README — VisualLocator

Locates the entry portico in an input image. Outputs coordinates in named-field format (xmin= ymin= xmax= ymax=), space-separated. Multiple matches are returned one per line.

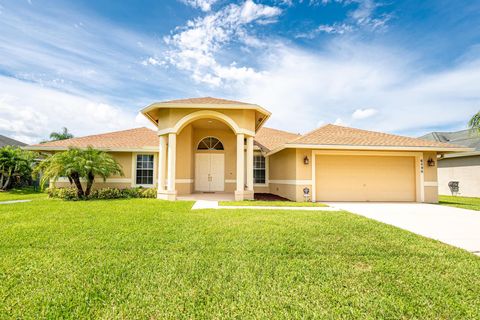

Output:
xmin=141 ymin=97 xmax=271 ymax=201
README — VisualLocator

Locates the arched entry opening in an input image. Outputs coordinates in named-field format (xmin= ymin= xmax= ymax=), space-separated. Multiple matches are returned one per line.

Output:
xmin=174 ymin=117 xmax=238 ymax=195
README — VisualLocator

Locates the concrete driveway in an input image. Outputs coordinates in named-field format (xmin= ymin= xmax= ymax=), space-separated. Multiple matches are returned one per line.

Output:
xmin=325 ymin=202 xmax=480 ymax=255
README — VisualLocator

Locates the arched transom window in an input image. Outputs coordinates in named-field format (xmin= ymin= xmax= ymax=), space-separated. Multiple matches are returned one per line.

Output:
xmin=197 ymin=137 xmax=224 ymax=150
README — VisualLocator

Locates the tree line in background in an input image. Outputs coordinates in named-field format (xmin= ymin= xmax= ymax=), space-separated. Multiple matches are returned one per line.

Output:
xmin=0 ymin=127 xmax=75 ymax=191
xmin=42 ymin=127 xmax=74 ymax=143
xmin=0 ymin=146 xmax=37 ymax=191
xmin=468 ymin=112 xmax=480 ymax=132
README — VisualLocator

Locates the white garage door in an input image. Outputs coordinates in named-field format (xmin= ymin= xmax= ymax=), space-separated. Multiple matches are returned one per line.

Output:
xmin=315 ymin=155 xmax=416 ymax=202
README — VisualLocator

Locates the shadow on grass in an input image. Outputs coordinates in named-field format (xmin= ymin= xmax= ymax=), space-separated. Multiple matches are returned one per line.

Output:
xmin=0 ymin=186 xmax=41 ymax=195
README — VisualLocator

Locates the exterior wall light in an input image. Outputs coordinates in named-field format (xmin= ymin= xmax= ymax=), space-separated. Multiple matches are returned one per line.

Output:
xmin=303 ymin=156 xmax=309 ymax=165
xmin=427 ymin=158 xmax=436 ymax=167
xmin=303 ymin=187 xmax=310 ymax=202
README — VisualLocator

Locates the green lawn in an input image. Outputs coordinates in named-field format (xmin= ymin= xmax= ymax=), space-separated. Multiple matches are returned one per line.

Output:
xmin=0 ymin=186 xmax=46 ymax=202
xmin=439 ymin=195 xmax=480 ymax=211
xmin=220 ymin=200 xmax=327 ymax=207
xmin=1 ymin=196 xmax=479 ymax=318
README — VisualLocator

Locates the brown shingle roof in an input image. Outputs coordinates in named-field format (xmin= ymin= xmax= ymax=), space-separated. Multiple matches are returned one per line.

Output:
xmin=254 ymin=127 xmax=300 ymax=152
xmin=29 ymin=127 xmax=158 ymax=149
xmin=289 ymin=124 xmax=460 ymax=148
xmin=27 ymin=124 xmax=463 ymax=152
xmin=159 ymin=97 xmax=250 ymax=105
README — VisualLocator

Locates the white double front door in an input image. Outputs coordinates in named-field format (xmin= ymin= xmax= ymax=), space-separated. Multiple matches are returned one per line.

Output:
xmin=195 ymin=153 xmax=225 ymax=192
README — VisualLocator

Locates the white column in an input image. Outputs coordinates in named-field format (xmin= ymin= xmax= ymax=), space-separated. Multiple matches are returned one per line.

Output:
xmin=420 ymin=157 xmax=425 ymax=202
xmin=157 ymin=135 xmax=167 ymax=192
xmin=167 ymin=133 xmax=176 ymax=193
xmin=236 ymin=133 xmax=245 ymax=196
xmin=246 ymin=136 xmax=254 ymax=191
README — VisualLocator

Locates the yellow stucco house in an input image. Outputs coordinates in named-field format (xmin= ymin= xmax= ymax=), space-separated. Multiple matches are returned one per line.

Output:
xmin=27 ymin=97 xmax=468 ymax=203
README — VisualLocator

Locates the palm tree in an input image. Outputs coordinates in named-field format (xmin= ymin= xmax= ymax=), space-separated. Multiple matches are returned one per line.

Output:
xmin=468 ymin=111 xmax=480 ymax=132
xmin=0 ymin=146 xmax=36 ymax=190
xmin=49 ymin=127 xmax=74 ymax=141
xmin=34 ymin=147 xmax=123 ymax=198
xmin=78 ymin=147 xmax=124 ymax=196
xmin=34 ymin=148 xmax=85 ymax=197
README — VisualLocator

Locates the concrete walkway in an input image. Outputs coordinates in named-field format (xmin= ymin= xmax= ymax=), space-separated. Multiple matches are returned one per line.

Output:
xmin=192 ymin=200 xmax=340 ymax=211
xmin=178 ymin=193 xmax=235 ymax=201
xmin=0 ymin=200 xmax=32 ymax=205
xmin=326 ymin=202 xmax=480 ymax=255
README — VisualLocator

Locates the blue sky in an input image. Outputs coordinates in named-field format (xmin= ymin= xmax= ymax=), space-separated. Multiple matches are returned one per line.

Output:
xmin=0 ymin=0 xmax=479 ymax=143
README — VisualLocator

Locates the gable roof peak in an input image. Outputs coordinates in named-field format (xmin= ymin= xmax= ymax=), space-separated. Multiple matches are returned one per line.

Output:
xmin=158 ymin=96 xmax=251 ymax=105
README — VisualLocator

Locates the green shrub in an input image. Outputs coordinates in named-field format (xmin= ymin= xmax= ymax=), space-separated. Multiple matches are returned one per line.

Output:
xmin=122 ymin=187 xmax=140 ymax=198
xmin=89 ymin=187 xmax=124 ymax=199
xmin=47 ymin=187 xmax=79 ymax=201
xmin=138 ymin=187 xmax=157 ymax=198
xmin=47 ymin=187 xmax=157 ymax=200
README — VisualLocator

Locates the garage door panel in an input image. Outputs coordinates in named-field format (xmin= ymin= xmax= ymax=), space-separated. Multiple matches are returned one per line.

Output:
xmin=315 ymin=155 xmax=416 ymax=202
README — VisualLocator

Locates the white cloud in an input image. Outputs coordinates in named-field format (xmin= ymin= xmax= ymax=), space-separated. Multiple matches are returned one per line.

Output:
xmin=297 ymin=23 xmax=354 ymax=38
xmin=352 ymin=108 xmax=377 ymax=119
xmin=141 ymin=56 xmax=164 ymax=66
xmin=334 ymin=118 xmax=348 ymax=126
xmin=0 ymin=76 xmax=154 ymax=144
xmin=181 ymin=0 xmax=218 ymax=12
xmin=298 ymin=0 xmax=392 ymax=38
xmin=236 ymin=41 xmax=480 ymax=136
xmin=350 ymin=0 xmax=377 ymax=24
xmin=240 ymin=0 xmax=282 ymax=23
xmin=164 ymin=0 xmax=281 ymax=86
xmin=318 ymin=23 xmax=354 ymax=34
xmin=349 ymin=0 xmax=392 ymax=31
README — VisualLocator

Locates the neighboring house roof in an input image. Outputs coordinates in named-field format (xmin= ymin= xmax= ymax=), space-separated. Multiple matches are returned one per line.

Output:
xmin=254 ymin=127 xmax=301 ymax=152
xmin=265 ymin=124 xmax=467 ymax=155
xmin=27 ymin=127 xmax=159 ymax=151
xmin=420 ymin=128 xmax=480 ymax=158
xmin=0 ymin=135 xmax=26 ymax=147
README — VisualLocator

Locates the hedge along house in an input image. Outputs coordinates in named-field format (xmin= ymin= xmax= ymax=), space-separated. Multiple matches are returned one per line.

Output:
xmin=26 ymin=97 xmax=470 ymax=202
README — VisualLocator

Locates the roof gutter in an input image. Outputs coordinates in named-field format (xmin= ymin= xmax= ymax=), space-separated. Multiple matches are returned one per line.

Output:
xmin=141 ymin=102 xmax=271 ymax=115
xmin=266 ymin=144 xmax=473 ymax=156
xmin=439 ymin=150 xmax=480 ymax=159
xmin=23 ymin=146 xmax=159 ymax=152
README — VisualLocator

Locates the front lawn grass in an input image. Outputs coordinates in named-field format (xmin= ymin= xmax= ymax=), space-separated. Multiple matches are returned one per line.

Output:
xmin=439 ymin=195 xmax=480 ymax=211
xmin=1 ymin=198 xmax=479 ymax=318
xmin=0 ymin=186 xmax=46 ymax=202
xmin=220 ymin=200 xmax=327 ymax=207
